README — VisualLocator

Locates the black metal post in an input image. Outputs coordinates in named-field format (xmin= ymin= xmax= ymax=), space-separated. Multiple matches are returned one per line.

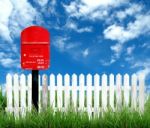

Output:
xmin=32 ymin=70 xmax=39 ymax=111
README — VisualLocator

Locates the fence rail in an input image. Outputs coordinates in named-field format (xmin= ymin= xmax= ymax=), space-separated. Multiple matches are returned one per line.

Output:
xmin=6 ymin=73 xmax=145 ymax=118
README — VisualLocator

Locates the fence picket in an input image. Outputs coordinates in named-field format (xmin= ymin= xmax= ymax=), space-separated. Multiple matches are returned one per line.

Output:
xmin=50 ymin=74 xmax=55 ymax=109
xmin=139 ymin=74 xmax=145 ymax=113
xmin=102 ymin=74 xmax=107 ymax=111
xmin=20 ymin=74 xmax=26 ymax=117
xmin=131 ymin=74 xmax=137 ymax=110
xmin=124 ymin=74 xmax=129 ymax=106
xmin=109 ymin=74 xmax=114 ymax=110
xmin=72 ymin=74 xmax=77 ymax=108
xmin=14 ymin=74 xmax=19 ymax=117
xmin=116 ymin=74 xmax=122 ymax=109
xmin=42 ymin=74 xmax=48 ymax=110
xmin=57 ymin=74 xmax=63 ymax=109
xmin=64 ymin=74 xmax=70 ymax=110
xmin=27 ymin=74 xmax=32 ymax=112
xmin=87 ymin=74 xmax=92 ymax=118
xmin=6 ymin=74 xmax=13 ymax=114
xmin=79 ymin=74 xmax=85 ymax=110
xmin=94 ymin=74 xmax=100 ymax=117
xmin=38 ymin=75 xmax=41 ymax=112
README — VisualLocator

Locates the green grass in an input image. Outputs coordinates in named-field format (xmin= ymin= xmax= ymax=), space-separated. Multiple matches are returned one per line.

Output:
xmin=1 ymin=90 xmax=150 ymax=128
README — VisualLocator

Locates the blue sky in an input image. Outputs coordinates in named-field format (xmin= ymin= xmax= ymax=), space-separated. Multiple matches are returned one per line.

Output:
xmin=0 ymin=0 xmax=150 ymax=86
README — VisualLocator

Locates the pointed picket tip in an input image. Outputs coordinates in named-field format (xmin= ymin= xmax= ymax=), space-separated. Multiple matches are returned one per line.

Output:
xmin=42 ymin=74 xmax=47 ymax=77
xmin=132 ymin=73 xmax=137 ymax=78
xmin=14 ymin=73 xmax=19 ymax=82
xmin=116 ymin=73 xmax=121 ymax=76
xmin=87 ymin=73 xmax=92 ymax=79
xmin=50 ymin=73 xmax=55 ymax=76
xmin=42 ymin=74 xmax=47 ymax=81
xmin=50 ymin=73 xmax=55 ymax=79
xmin=20 ymin=74 xmax=26 ymax=86
xmin=57 ymin=73 xmax=62 ymax=79
xmin=20 ymin=73 xmax=25 ymax=77
xmin=27 ymin=74 xmax=32 ymax=81
xmin=102 ymin=74 xmax=107 ymax=85
xmin=124 ymin=74 xmax=129 ymax=80
xmin=94 ymin=74 xmax=100 ymax=82
xmin=27 ymin=74 xmax=32 ymax=85
xmin=116 ymin=73 xmax=122 ymax=79
xmin=109 ymin=73 xmax=114 ymax=77
xmin=28 ymin=73 xmax=32 ymax=77
xmin=124 ymin=73 xmax=129 ymax=77
xmin=79 ymin=74 xmax=84 ymax=78
xmin=102 ymin=74 xmax=107 ymax=78
xmin=14 ymin=73 xmax=18 ymax=77
xmin=138 ymin=73 xmax=145 ymax=80
xmin=49 ymin=74 xmax=55 ymax=86
xmin=72 ymin=73 xmax=77 ymax=78
xmin=64 ymin=73 xmax=70 ymax=78
xmin=79 ymin=74 xmax=85 ymax=85
xmin=94 ymin=73 xmax=99 ymax=77
xmin=6 ymin=73 xmax=12 ymax=78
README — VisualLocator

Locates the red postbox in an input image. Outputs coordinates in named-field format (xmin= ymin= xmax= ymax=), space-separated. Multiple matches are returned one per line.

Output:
xmin=21 ymin=26 xmax=50 ymax=70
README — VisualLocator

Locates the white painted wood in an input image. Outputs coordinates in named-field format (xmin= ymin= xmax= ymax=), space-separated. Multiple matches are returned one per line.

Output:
xmin=102 ymin=74 xmax=107 ymax=111
xmin=5 ymin=73 xmax=146 ymax=118
xmin=109 ymin=74 xmax=114 ymax=110
xmin=13 ymin=74 xmax=19 ymax=117
xmin=27 ymin=74 xmax=32 ymax=112
xmin=50 ymin=74 xmax=55 ymax=109
xmin=38 ymin=75 xmax=41 ymax=112
xmin=6 ymin=74 xmax=13 ymax=114
xmin=57 ymin=74 xmax=63 ymax=109
xmin=72 ymin=74 xmax=77 ymax=108
xmin=94 ymin=74 xmax=99 ymax=116
xmin=116 ymin=74 xmax=122 ymax=109
xmin=87 ymin=74 xmax=92 ymax=118
xmin=139 ymin=74 xmax=145 ymax=113
xmin=131 ymin=74 xmax=137 ymax=110
xmin=64 ymin=74 xmax=70 ymax=110
xmin=124 ymin=74 xmax=129 ymax=106
xmin=79 ymin=74 xmax=85 ymax=110
xmin=20 ymin=74 xmax=26 ymax=117
xmin=42 ymin=74 xmax=48 ymax=110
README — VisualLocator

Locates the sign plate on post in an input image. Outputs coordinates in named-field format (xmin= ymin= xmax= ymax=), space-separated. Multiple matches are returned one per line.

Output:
xmin=21 ymin=26 xmax=50 ymax=70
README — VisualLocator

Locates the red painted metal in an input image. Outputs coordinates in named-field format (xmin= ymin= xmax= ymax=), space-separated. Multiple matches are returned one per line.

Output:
xmin=21 ymin=26 xmax=50 ymax=70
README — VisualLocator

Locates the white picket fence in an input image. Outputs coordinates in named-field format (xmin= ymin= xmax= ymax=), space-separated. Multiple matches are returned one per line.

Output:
xmin=6 ymin=73 xmax=145 ymax=117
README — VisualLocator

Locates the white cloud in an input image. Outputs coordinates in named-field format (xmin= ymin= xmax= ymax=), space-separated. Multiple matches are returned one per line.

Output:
xmin=0 ymin=0 xmax=42 ymax=69
xmin=141 ymin=43 xmax=150 ymax=49
xmin=82 ymin=48 xmax=89 ymax=57
xmin=0 ymin=0 xmax=40 ymax=41
xmin=104 ymin=24 xmax=132 ymax=43
xmin=104 ymin=14 xmax=150 ymax=59
xmin=110 ymin=43 xmax=123 ymax=58
xmin=65 ymin=21 xmax=92 ymax=33
xmin=0 ymin=52 xmax=20 ymax=68
xmin=104 ymin=14 xmax=150 ymax=43
xmin=52 ymin=36 xmax=80 ymax=52
xmin=0 ymin=58 xmax=20 ymax=68
xmin=36 ymin=0 xmax=49 ymax=6
xmin=100 ymin=58 xmax=115 ymax=66
xmin=116 ymin=4 xmax=143 ymax=20
xmin=132 ymin=59 xmax=150 ymax=80
xmin=126 ymin=45 xmax=135 ymax=55
xmin=63 ymin=0 xmax=127 ymax=20
xmin=0 ymin=0 xmax=13 ymax=41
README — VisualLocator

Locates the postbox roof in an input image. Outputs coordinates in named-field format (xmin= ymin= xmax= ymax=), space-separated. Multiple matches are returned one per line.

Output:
xmin=21 ymin=26 xmax=50 ymax=43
